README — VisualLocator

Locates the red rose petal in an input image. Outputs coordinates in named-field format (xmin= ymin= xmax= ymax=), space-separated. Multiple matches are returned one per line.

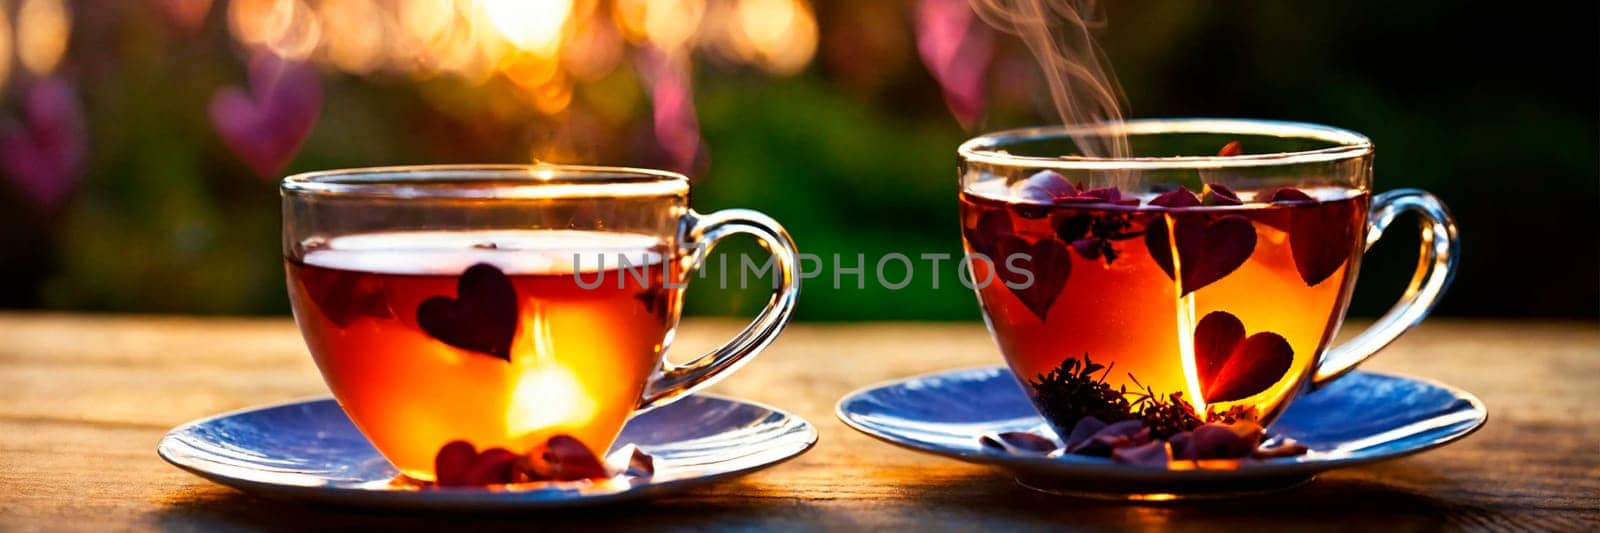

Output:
xmin=1068 ymin=419 xmax=1145 ymax=456
xmin=1168 ymin=431 xmax=1195 ymax=460
xmin=1194 ymin=311 xmax=1246 ymax=391
xmin=1111 ymin=440 xmax=1173 ymax=467
xmin=1063 ymin=416 xmax=1108 ymax=450
xmin=1015 ymin=170 xmax=1080 ymax=201
xmin=463 ymin=448 xmax=519 ymax=486
xmin=1082 ymin=187 xmax=1121 ymax=203
xmin=1150 ymin=187 xmax=1201 ymax=208
xmin=1226 ymin=420 xmax=1265 ymax=443
xmin=1190 ymin=423 xmax=1255 ymax=459
xmin=1203 ymin=183 xmax=1243 ymax=206
xmin=1267 ymin=187 xmax=1314 ymax=203
xmin=536 ymin=435 xmax=610 ymax=481
xmin=1217 ymin=141 xmax=1242 ymax=157
xmin=433 ymin=440 xmax=477 ymax=487
xmin=1145 ymin=214 xmax=1257 ymax=294
xmin=1192 ymin=311 xmax=1294 ymax=403
xmin=993 ymin=236 xmax=1072 ymax=322
xmin=416 ymin=263 xmax=520 ymax=362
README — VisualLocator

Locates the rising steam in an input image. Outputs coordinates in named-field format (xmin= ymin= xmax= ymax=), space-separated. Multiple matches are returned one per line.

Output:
xmin=969 ymin=0 xmax=1128 ymax=158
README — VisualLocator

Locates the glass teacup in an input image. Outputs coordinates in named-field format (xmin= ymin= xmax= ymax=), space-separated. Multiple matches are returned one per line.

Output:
xmin=958 ymin=119 xmax=1457 ymax=436
xmin=282 ymin=165 xmax=799 ymax=480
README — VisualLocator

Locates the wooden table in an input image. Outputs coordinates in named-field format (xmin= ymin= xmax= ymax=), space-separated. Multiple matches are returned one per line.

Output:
xmin=1 ymin=313 xmax=1596 ymax=530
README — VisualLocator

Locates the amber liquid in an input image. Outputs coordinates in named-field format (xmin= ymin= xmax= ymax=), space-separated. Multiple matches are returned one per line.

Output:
xmin=960 ymin=186 xmax=1367 ymax=432
xmin=286 ymin=230 xmax=678 ymax=480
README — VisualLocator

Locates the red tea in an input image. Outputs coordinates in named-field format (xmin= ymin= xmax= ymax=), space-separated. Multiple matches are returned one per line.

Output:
xmin=286 ymin=230 xmax=678 ymax=480
xmin=961 ymin=178 xmax=1367 ymax=434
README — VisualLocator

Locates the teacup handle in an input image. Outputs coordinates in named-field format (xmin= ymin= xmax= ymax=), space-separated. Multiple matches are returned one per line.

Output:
xmin=637 ymin=209 xmax=801 ymax=410
xmin=1312 ymin=189 xmax=1459 ymax=387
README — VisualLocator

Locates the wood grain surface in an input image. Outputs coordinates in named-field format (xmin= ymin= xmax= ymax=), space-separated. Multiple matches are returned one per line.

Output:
xmin=0 ymin=313 xmax=1596 ymax=531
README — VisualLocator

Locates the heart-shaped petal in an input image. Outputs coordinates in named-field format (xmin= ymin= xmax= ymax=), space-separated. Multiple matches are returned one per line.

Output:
xmin=210 ymin=52 xmax=322 ymax=179
xmin=0 ymin=78 xmax=87 ymax=213
xmin=915 ymin=0 xmax=995 ymax=127
xmin=1193 ymin=310 xmax=1246 ymax=375
xmin=417 ymin=263 xmax=519 ymax=361
xmin=1287 ymin=197 xmax=1359 ymax=286
xmin=994 ymin=236 xmax=1072 ymax=321
xmin=1263 ymin=188 xmax=1360 ymax=285
xmin=1145 ymin=214 xmax=1257 ymax=294
xmin=1193 ymin=311 xmax=1294 ymax=403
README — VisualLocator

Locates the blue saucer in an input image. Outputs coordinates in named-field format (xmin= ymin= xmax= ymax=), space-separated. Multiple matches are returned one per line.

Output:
xmin=837 ymin=368 xmax=1484 ymax=499
xmin=159 ymin=394 xmax=816 ymax=510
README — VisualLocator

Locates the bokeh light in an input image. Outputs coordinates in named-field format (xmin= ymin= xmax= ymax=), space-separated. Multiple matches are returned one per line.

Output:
xmin=219 ymin=0 xmax=818 ymax=103
xmin=0 ymin=7 xmax=12 ymax=92
xmin=17 ymin=0 xmax=71 ymax=76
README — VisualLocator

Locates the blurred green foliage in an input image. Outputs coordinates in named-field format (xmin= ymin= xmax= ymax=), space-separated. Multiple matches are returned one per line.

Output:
xmin=0 ymin=0 xmax=1594 ymax=319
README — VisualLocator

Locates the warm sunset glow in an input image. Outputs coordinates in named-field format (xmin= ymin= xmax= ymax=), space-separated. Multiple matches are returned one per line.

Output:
xmin=483 ymin=0 xmax=572 ymax=57
xmin=17 ymin=0 xmax=70 ymax=76
xmin=220 ymin=0 xmax=819 ymax=119
xmin=507 ymin=362 xmax=598 ymax=439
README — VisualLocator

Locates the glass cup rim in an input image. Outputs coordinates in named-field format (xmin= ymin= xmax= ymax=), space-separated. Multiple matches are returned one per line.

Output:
xmin=958 ymin=118 xmax=1374 ymax=171
xmin=280 ymin=164 xmax=690 ymax=199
